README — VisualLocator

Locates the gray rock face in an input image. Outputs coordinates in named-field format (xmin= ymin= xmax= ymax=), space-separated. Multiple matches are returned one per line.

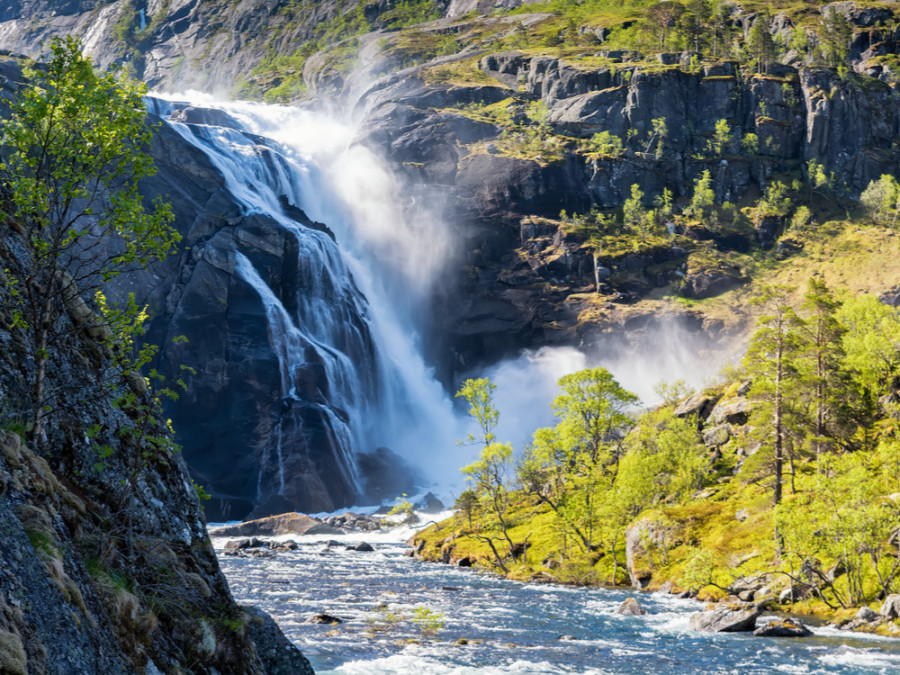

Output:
xmin=753 ymin=619 xmax=813 ymax=637
xmin=0 ymin=235 xmax=307 ymax=672
xmin=244 ymin=606 xmax=315 ymax=675
xmin=690 ymin=605 xmax=761 ymax=632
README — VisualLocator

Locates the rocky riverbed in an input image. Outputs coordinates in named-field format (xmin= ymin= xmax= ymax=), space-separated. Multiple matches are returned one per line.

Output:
xmin=210 ymin=513 xmax=900 ymax=674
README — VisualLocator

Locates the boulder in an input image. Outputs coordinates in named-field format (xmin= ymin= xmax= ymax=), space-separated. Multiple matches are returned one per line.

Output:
xmin=753 ymin=619 xmax=813 ymax=637
xmin=709 ymin=398 xmax=751 ymax=426
xmin=673 ymin=393 xmax=720 ymax=421
xmin=616 ymin=598 xmax=648 ymax=616
xmin=702 ymin=424 xmax=731 ymax=448
xmin=856 ymin=606 xmax=881 ymax=622
xmin=681 ymin=270 xmax=745 ymax=299
xmin=880 ymin=594 xmax=900 ymax=618
xmin=210 ymin=513 xmax=342 ymax=538
xmin=690 ymin=604 xmax=761 ymax=632
xmin=244 ymin=606 xmax=315 ymax=675
xmin=304 ymin=613 xmax=343 ymax=625
xmin=352 ymin=542 xmax=375 ymax=552
xmin=416 ymin=492 xmax=446 ymax=514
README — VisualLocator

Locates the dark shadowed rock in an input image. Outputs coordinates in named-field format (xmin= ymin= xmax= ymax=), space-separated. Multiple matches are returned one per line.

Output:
xmin=417 ymin=491 xmax=446 ymax=514
xmin=357 ymin=447 xmax=421 ymax=503
xmin=305 ymin=613 xmax=343 ymax=624
xmin=856 ymin=606 xmax=881 ymax=622
xmin=690 ymin=604 xmax=761 ymax=632
xmin=674 ymin=393 xmax=720 ymax=421
xmin=616 ymin=598 xmax=648 ymax=615
xmin=753 ymin=619 xmax=813 ymax=637
xmin=353 ymin=542 xmax=375 ymax=552
xmin=709 ymin=398 xmax=751 ymax=426
xmin=244 ymin=606 xmax=315 ymax=674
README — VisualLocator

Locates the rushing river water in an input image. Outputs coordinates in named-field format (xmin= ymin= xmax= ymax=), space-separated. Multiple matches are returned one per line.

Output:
xmin=211 ymin=521 xmax=900 ymax=675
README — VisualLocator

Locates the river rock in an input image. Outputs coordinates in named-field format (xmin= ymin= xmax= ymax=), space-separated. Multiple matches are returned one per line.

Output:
xmin=352 ymin=542 xmax=375 ymax=552
xmin=690 ymin=604 xmax=761 ymax=632
xmin=305 ymin=613 xmax=343 ymax=624
xmin=211 ymin=513 xmax=343 ymax=538
xmin=616 ymin=598 xmax=648 ymax=615
xmin=856 ymin=606 xmax=881 ymax=622
xmin=753 ymin=619 xmax=813 ymax=637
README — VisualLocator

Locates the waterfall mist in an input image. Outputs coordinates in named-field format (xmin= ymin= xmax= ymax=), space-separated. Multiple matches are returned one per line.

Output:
xmin=150 ymin=92 xmax=732 ymax=508
xmin=485 ymin=319 xmax=731 ymax=451
xmin=153 ymin=91 xmax=468 ymax=504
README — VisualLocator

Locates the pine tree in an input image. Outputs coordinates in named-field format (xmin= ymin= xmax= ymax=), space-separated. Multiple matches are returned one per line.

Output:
xmin=799 ymin=278 xmax=846 ymax=471
xmin=744 ymin=286 xmax=804 ymax=510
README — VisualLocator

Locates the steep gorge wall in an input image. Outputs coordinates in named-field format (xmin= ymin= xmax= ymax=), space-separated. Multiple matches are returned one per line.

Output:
xmin=0 ymin=103 xmax=312 ymax=675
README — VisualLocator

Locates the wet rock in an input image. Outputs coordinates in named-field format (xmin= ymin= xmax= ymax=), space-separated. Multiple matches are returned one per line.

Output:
xmin=211 ymin=513 xmax=342 ymax=538
xmin=416 ymin=492 xmax=446 ymax=514
xmin=244 ymin=606 xmax=315 ymax=674
xmin=352 ymin=542 xmax=375 ymax=552
xmin=753 ymin=619 xmax=813 ymax=637
xmin=690 ymin=604 xmax=761 ymax=632
xmin=616 ymin=598 xmax=648 ymax=616
xmin=456 ymin=557 xmax=473 ymax=567
xmin=305 ymin=613 xmax=343 ymax=624
xmin=324 ymin=512 xmax=382 ymax=532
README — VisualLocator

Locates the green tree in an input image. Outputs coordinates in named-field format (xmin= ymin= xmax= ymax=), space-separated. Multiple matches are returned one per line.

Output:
xmin=860 ymin=174 xmax=900 ymax=228
xmin=456 ymin=377 xmax=516 ymax=569
xmin=0 ymin=36 xmax=177 ymax=446
xmin=799 ymin=278 xmax=846 ymax=469
xmin=644 ymin=1 xmax=686 ymax=51
xmin=819 ymin=8 xmax=852 ymax=71
xmin=747 ymin=11 xmax=776 ymax=74
xmin=710 ymin=2 xmax=736 ymax=59
xmin=837 ymin=295 xmax=900 ymax=408
xmin=678 ymin=0 xmax=712 ymax=54
xmin=520 ymin=368 xmax=638 ymax=554
xmin=707 ymin=118 xmax=732 ymax=157
xmin=688 ymin=169 xmax=716 ymax=220
xmin=645 ymin=117 xmax=668 ymax=158
xmin=743 ymin=286 xmax=804 ymax=514
xmin=623 ymin=184 xmax=652 ymax=241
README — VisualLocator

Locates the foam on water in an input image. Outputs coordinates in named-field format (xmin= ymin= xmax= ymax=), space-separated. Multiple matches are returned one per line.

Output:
xmin=210 ymin=523 xmax=900 ymax=674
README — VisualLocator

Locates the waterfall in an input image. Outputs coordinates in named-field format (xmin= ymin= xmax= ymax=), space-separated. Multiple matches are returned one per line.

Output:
xmin=151 ymin=92 xmax=461 ymax=513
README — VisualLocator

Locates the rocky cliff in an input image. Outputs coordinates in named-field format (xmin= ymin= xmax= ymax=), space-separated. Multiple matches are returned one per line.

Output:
xmin=2 ymin=1 xmax=900 ymax=518
xmin=0 ymin=57 xmax=313 ymax=673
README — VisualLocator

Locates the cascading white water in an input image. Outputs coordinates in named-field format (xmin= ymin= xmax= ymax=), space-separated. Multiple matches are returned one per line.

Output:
xmin=148 ymin=93 xmax=729 ymax=511
xmin=152 ymin=92 xmax=465 ymax=506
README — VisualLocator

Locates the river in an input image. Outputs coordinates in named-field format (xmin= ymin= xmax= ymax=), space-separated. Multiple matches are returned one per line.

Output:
xmin=211 ymin=520 xmax=900 ymax=675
